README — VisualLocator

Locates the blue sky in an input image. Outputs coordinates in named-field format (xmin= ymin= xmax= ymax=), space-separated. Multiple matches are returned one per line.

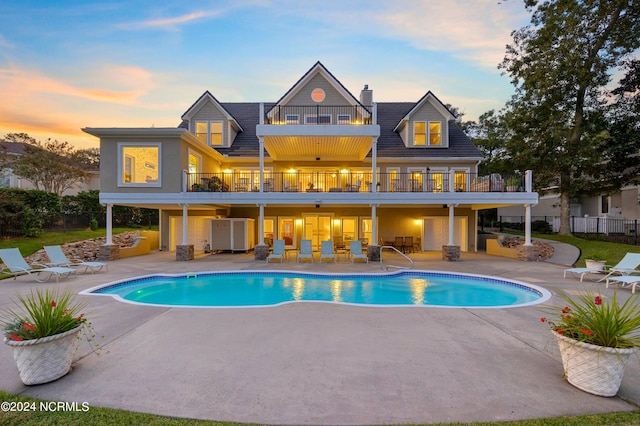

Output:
xmin=0 ymin=1 xmax=530 ymax=148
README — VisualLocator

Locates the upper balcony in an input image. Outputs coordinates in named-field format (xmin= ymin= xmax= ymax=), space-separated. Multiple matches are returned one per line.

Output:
xmin=264 ymin=105 xmax=373 ymax=125
xmin=186 ymin=171 xmax=530 ymax=194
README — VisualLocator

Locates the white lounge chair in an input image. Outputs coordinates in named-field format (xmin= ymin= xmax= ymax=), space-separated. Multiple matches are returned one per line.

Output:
xmin=44 ymin=245 xmax=107 ymax=274
xmin=266 ymin=240 xmax=285 ymax=263
xmin=564 ymin=253 xmax=640 ymax=282
xmin=297 ymin=239 xmax=313 ymax=263
xmin=349 ymin=240 xmax=368 ymax=263
xmin=0 ymin=248 xmax=76 ymax=282
xmin=606 ymin=275 xmax=640 ymax=293
xmin=320 ymin=240 xmax=336 ymax=263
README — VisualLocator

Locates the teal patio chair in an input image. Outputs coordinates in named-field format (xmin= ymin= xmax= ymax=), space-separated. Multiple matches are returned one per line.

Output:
xmin=0 ymin=248 xmax=76 ymax=282
xmin=266 ymin=240 xmax=285 ymax=263
xmin=349 ymin=240 xmax=368 ymax=263
xmin=320 ymin=240 xmax=336 ymax=263
xmin=297 ymin=239 xmax=313 ymax=263
xmin=44 ymin=245 xmax=107 ymax=274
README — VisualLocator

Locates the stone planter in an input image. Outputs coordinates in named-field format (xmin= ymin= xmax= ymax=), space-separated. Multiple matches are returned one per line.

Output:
xmin=5 ymin=326 xmax=81 ymax=385
xmin=585 ymin=259 xmax=606 ymax=270
xmin=553 ymin=330 xmax=635 ymax=397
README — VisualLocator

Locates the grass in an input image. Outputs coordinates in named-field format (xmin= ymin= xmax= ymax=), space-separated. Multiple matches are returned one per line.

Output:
xmin=532 ymin=233 xmax=640 ymax=267
xmin=0 ymin=391 xmax=637 ymax=425
xmin=0 ymin=227 xmax=148 ymax=257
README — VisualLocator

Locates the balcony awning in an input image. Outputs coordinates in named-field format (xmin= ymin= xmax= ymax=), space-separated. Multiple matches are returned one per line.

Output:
xmin=257 ymin=124 xmax=380 ymax=161
xmin=263 ymin=135 xmax=372 ymax=161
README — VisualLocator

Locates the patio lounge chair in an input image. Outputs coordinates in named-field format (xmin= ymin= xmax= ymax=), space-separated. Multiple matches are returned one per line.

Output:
xmin=266 ymin=239 xmax=285 ymax=263
xmin=320 ymin=240 xmax=336 ymax=263
xmin=606 ymin=275 xmax=640 ymax=293
xmin=44 ymin=245 xmax=107 ymax=274
xmin=349 ymin=240 xmax=368 ymax=263
xmin=0 ymin=248 xmax=76 ymax=282
xmin=564 ymin=252 xmax=640 ymax=282
xmin=297 ymin=239 xmax=313 ymax=263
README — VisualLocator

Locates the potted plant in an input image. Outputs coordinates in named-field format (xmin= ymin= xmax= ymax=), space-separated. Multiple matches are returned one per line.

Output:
xmin=2 ymin=288 xmax=99 ymax=385
xmin=584 ymin=250 xmax=607 ymax=270
xmin=506 ymin=176 xmax=520 ymax=191
xmin=540 ymin=290 xmax=640 ymax=396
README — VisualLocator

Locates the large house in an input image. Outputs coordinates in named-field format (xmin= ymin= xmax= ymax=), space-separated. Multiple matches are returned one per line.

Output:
xmin=84 ymin=62 xmax=539 ymax=261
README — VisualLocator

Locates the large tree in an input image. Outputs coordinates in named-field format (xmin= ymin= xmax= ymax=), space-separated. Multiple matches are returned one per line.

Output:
xmin=499 ymin=0 xmax=640 ymax=234
xmin=0 ymin=133 xmax=91 ymax=195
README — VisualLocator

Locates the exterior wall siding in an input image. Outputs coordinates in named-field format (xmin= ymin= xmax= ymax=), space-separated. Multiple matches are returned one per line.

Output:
xmin=286 ymin=73 xmax=352 ymax=106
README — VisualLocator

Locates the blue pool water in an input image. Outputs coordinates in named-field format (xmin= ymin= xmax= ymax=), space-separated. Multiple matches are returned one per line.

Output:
xmin=83 ymin=270 xmax=551 ymax=308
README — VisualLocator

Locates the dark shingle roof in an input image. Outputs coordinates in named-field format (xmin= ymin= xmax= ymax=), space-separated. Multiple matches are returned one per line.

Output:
xmin=184 ymin=102 xmax=482 ymax=160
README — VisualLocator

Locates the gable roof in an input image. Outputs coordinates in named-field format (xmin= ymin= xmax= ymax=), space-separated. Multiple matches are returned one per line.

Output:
xmin=181 ymin=91 xmax=244 ymax=132
xmin=393 ymin=91 xmax=456 ymax=133
xmin=269 ymin=61 xmax=366 ymax=111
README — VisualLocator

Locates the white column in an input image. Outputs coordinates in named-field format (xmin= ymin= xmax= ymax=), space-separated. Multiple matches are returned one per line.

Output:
xmin=371 ymin=204 xmax=377 ymax=245
xmin=525 ymin=170 xmax=532 ymax=192
xmin=182 ymin=204 xmax=188 ymax=246
xmin=371 ymin=137 xmax=378 ymax=193
xmin=524 ymin=204 xmax=533 ymax=246
xmin=259 ymin=136 xmax=264 ymax=192
xmin=449 ymin=169 xmax=455 ymax=192
xmin=258 ymin=204 xmax=264 ymax=245
xmin=106 ymin=203 xmax=113 ymax=245
xmin=448 ymin=204 xmax=455 ymax=246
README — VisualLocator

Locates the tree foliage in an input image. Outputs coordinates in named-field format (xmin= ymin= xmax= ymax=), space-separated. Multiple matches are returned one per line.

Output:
xmin=0 ymin=133 xmax=91 ymax=195
xmin=499 ymin=0 xmax=640 ymax=234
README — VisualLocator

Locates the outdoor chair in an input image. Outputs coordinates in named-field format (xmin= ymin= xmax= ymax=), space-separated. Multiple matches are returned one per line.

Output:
xmin=297 ymin=239 xmax=313 ymax=263
xmin=393 ymin=236 xmax=405 ymax=253
xmin=349 ymin=240 xmax=368 ymax=263
xmin=0 ymin=248 xmax=76 ymax=282
xmin=404 ymin=236 xmax=414 ymax=253
xmin=319 ymin=240 xmax=336 ymax=263
xmin=606 ymin=275 xmax=640 ymax=294
xmin=44 ymin=245 xmax=107 ymax=274
xmin=564 ymin=252 xmax=640 ymax=282
xmin=266 ymin=240 xmax=285 ymax=263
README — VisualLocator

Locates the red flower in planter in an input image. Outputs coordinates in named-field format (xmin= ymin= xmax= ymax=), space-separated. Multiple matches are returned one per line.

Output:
xmin=22 ymin=322 xmax=35 ymax=331
xmin=594 ymin=296 xmax=602 ymax=306
xmin=50 ymin=300 xmax=56 ymax=308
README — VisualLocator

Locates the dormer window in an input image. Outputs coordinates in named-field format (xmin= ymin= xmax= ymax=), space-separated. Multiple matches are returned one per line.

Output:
xmin=413 ymin=121 xmax=442 ymax=147
xmin=195 ymin=120 xmax=223 ymax=146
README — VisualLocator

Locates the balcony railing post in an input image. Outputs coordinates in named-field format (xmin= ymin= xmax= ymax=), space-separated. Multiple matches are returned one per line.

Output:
xmin=525 ymin=170 xmax=532 ymax=192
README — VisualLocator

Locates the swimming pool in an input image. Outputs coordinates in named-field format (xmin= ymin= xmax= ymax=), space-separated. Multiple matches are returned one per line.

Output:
xmin=82 ymin=270 xmax=551 ymax=308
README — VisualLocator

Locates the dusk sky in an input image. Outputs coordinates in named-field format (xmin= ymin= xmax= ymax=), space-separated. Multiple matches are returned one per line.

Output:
xmin=0 ymin=1 xmax=530 ymax=149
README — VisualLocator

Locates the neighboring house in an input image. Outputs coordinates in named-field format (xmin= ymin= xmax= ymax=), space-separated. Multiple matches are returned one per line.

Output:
xmin=0 ymin=142 xmax=100 ymax=195
xmin=84 ymin=62 xmax=538 ymax=260
xmin=498 ymin=185 xmax=640 ymax=234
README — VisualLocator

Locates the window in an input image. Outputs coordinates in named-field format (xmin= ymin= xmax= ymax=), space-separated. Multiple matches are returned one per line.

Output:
xmin=305 ymin=115 xmax=331 ymax=124
xmin=454 ymin=170 xmax=467 ymax=192
xmin=188 ymin=150 xmax=201 ymax=174
xmin=337 ymin=114 xmax=351 ymax=124
xmin=429 ymin=122 xmax=441 ymax=145
xmin=285 ymin=114 xmax=299 ymax=125
xmin=601 ymin=195 xmax=610 ymax=215
xmin=118 ymin=143 xmax=161 ymax=186
xmin=195 ymin=121 xmax=223 ymax=146
xmin=414 ymin=122 xmax=426 ymax=145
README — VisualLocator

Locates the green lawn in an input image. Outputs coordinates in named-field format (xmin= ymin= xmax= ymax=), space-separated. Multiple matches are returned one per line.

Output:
xmin=532 ymin=233 xmax=640 ymax=267
xmin=0 ymin=227 xmax=149 ymax=257
xmin=0 ymin=391 xmax=637 ymax=425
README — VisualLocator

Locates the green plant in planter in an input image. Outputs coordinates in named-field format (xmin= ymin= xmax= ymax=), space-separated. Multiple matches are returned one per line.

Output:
xmin=584 ymin=249 xmax=607 ymax=261
xmin=2 ymin=287 xmax=101 ymax=351
xmin=506 ymin=176 xmax=521 ymax=187
xmin=541 ymin=290 xmax=640 ymax=349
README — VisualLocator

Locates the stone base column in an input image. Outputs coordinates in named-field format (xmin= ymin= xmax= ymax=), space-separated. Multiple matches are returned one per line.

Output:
xmin=517 ymin=245 xmax=539 ymax=262
xmin=98 ymin=244 xmax=120 ymax=261
xmin=176 ymin=245 xmax=194 ymax=261
xmin=367 ymin=245 xmax=381 ymax=262
xmin=442 ymin=245 xmax=461 ymax=261
xmin=254 ymin=244 xmax=269 ymax=261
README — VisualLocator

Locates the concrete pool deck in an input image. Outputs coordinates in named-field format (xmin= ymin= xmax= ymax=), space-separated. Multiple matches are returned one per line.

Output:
xmin=0 ymin=243 xmax=639 ymax=425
